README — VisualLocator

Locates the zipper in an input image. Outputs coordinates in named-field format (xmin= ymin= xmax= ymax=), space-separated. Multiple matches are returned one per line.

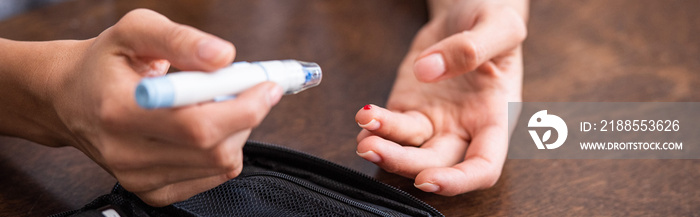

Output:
xmin=244 ymin=171 xmax=392 ymax=217
xmin=245 ymin=140 xmax=443 ymax=217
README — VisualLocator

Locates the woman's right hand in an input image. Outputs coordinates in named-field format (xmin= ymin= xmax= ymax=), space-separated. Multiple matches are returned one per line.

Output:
xmin=49 ymin=9 xmax=282 ymax=206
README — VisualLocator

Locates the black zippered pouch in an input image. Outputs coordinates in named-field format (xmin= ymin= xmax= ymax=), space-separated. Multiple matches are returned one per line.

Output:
xmin=52 ymin=141 xmax=443 ymax=217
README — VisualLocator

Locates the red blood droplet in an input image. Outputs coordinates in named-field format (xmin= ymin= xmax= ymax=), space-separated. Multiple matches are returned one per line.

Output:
xmin=363 ymin=104 xmax=372 ymax=110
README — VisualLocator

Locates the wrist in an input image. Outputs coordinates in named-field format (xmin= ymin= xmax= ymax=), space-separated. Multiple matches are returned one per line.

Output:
xmin=0 ymin=38 xmax=88 ymax=147
xmin=427 ymin=0 xmax=529 ymax=21
xmin=427 ymin=0 xmax=460 ymax=19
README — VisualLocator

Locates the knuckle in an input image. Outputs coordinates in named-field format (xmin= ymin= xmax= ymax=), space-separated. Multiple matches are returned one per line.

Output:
xmin=209 ymin=145 xmax=242 ymax=169
xmin=482 ymin=170 xmax=501 ymax=188
xmin=455 ymin=34 xmax=480 ymax=70
xmin=504 ymin=11 xmax=527 ymax=43
xmin=479 ymin=166 xmax=502 ymax=189
xmin=382 ymin=161 xmax=405 ymax=175
xmin=181 ymin=118 xmax=218 ymax=148
xmin=238 ymin=104 xmax=267 ymax=128
xmin=111 ymin=9 xmax=153 ymax=36
xmin=98 ymin=100 xmax=125 ymax=131
xmin=117 ymin=174 xmax=156 ymax=194
xmin=492 ymin=5 xmax=527 ymax=43
xmin=406 ymin=137 xmax=425 ymax=147
xmin=117 ymin=177 xmax=139 ymax=191
xmin=137 ymin=191 xmax=175 ymax=207
xmin=163 ymin=24 xmax=194 ymax=54
xmin=115 ymin=10 xmax=140 ymax=29
xmin=383 ymin=165 xmax=401 ymax=174
xmin=121 ymin=9 xmax=165 ymax=29
xmin=513 ymin=20 xmax=527 ymax=43
xmin=125 ymin=8 xmax=155 ymax=19
xmin=102 ymin=150 xmax=132 ymax=171
xmin=225 ymin=165 xmax=244 ymax=179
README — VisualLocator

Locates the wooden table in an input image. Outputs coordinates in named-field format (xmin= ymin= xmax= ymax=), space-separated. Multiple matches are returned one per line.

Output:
xmin=1 ymin=0 xmax=699 ymax=216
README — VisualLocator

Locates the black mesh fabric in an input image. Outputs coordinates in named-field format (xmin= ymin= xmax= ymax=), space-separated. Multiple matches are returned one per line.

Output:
xmin=51 ymin=142 xmax=443 ymax=217
xmin=173 ymin=175 xmax=377 ymax=216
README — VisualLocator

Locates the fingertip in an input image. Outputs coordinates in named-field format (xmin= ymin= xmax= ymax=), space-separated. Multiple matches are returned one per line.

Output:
xmin=235 ymin=82 xmax=283 ymax=106
xmin=415 ymin=161 xmax=502 ymax=196
xmin=356 ymin=104 xmax=433 ymax=146
xmin=356 ymin=136 xmax=398 ymax=166
xmin=413 ymin=53 xmax=446 ymax=82
xmin=355 ymin=150 xmax=382 ymax=163
xmin=265 ymin=83 xmax=284 ymax=106
xmin=415 ymin=167 xmax=465 ymax=196
xmin=356 ymin=136 xmax=422 ymax=177
xmin=204 ymin=82 xmax=281 ymax=130
xmin=196 ymin=38 xmax=235 ymax=70
xmin=414 ymin=182 xmax=440 ymax=193
xmin=355 ymin=104 xmax=381 ymax=130
xmin=413 ymin=32 xmax=489 ymax=82
xmin=356 ymin=135 xmax=382 ymax=154
xmin=357 ymin=119 xmax=381 ymax=131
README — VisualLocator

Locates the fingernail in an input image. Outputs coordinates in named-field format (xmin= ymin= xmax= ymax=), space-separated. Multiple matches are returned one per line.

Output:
xmin=198 ymin=38 xmax=231 ymax=62
xmin=268 ymin=85 xmax=284 ymax=106
xmin=356 ymin=150 xmax=382 ymax=163
xmin=414 ymin=53 xmax=446 ymax=81
xmin=357 ymin=119 xmax=381 ymax=131
xmin=414 ymin=182 xmax=440 ymax=192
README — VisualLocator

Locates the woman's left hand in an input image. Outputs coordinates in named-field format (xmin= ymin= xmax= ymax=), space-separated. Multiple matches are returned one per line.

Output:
xmin=355 ymin=0 xmax=527 ymax=196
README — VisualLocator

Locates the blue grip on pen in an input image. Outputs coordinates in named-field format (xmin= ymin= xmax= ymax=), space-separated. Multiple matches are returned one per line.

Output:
xmin=135 ymin=77 xmax=175 ymax=109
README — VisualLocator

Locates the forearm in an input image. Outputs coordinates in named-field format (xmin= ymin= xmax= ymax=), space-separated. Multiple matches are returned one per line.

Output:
xmin=0 ymin=38 xmax=84 ymax=147
xmin=428 ymin=0 xmax=529 ymax=21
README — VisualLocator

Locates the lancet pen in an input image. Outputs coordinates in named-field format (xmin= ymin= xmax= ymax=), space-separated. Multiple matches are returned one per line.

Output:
xmin=135 ymin=60 xmax=322 ymax=109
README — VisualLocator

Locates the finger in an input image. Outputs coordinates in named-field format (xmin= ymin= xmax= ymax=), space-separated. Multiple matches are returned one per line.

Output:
xmin=126 ymin=82 xmax=282 ymax=149
xmin=110 ymin=9 xmax=234 ymax=72
xmin=356 ymin=134 xmax=467 ymax=178
xmin=356 ymin=129 xmax=373 ymax=143
xmin=103 ymin=130 xmax=248 ymax=169
xmin=170 ymin=82 xmax=283 ymax=148
xmin=102 ymin=81 xmax=281 ymax=149
xmin=115 ymin=163 xmax=240 ymax=194
xmin=413 ymin=5 xmax=526 ymax=82
xmin=355 ymin=104 xmax=433 ymax=146
xmin=133 ymin=170 xmax=239 ymax=207
xmin=413 ymin=125 xmax=507 ymax=195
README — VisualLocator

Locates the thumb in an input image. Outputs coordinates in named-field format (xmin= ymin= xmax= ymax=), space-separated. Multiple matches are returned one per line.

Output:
xmin=413 ymin=5 xmax=526 ymax=82
xmin=109 ymin=9 xmax=235 ymax=72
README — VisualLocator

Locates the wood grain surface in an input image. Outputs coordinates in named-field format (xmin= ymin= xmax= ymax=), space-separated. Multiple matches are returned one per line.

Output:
xmin=0 ymin=0 xmax=698 ymax=216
